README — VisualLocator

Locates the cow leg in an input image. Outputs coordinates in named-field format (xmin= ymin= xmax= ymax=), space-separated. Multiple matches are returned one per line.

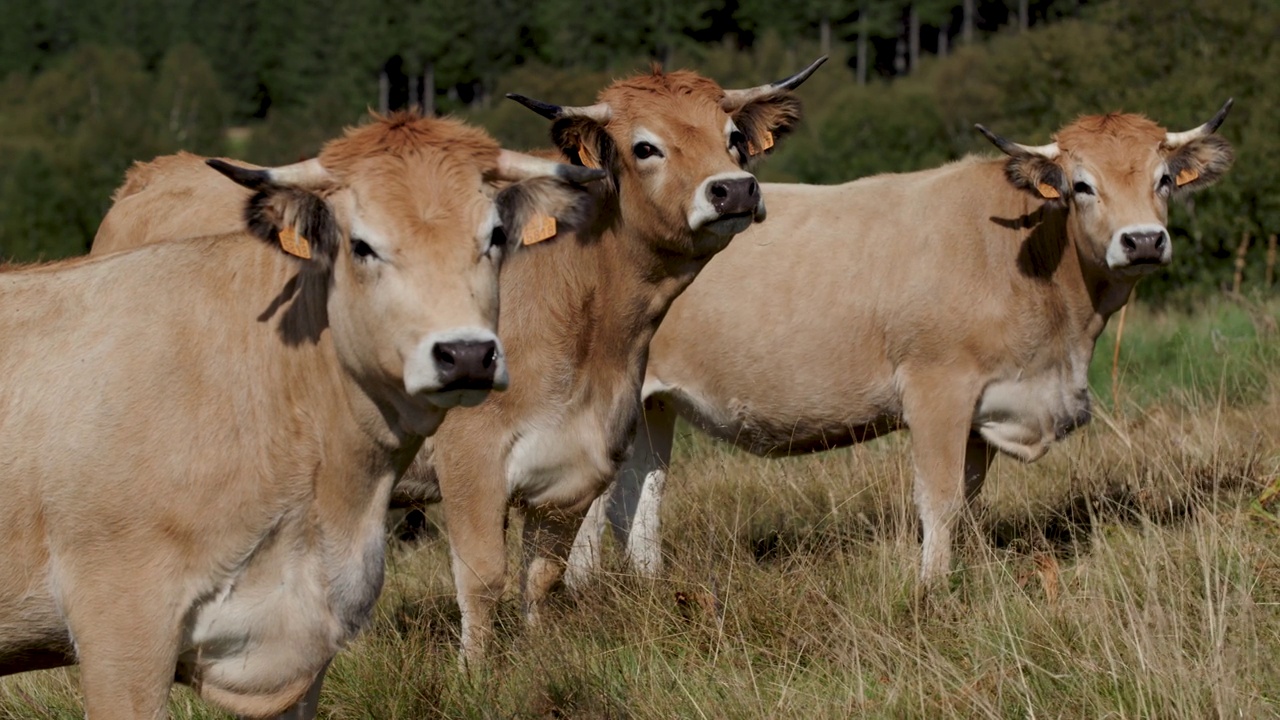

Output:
xmin=521 ymin=504 xmax=590 ymax=627
xmin=264 ymin=659 xmax=330 ymax=720
xmin=567 ymin=395 xmax=675 ymax=586
xmin=440 ymin=467 xmax=509 ymax=666
xmin=61 ymin=572 xmax=182 ymax=719
xmin=617 ymin=396 xmax=677 ymax=576
xmin=902 ymin=375 xmax=983 ymax=586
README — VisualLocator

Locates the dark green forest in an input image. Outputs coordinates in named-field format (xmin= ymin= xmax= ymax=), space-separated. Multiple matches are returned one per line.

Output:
xmin=0 ymin=0 xmax=1276 ymax=300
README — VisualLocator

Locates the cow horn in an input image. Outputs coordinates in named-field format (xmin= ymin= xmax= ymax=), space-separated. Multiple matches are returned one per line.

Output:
xmin=263 ymin=158 xmax=334 ymax=189
xmin=1164 ymin=98 xmax=1233 ymax=147
xmin=505 ymin=94 xmax=612 ymax=123
xmin=974 ymin=124 xmax=1061 ymax=160
xmin=494 ymin=149 xmax=607 ymax=185
xmin=720 ymin=56 xmax=828 ymax=111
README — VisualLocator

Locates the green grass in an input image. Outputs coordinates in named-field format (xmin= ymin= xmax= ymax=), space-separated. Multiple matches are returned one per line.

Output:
xmin=4 ymin=298 xmax=1280 ymax=718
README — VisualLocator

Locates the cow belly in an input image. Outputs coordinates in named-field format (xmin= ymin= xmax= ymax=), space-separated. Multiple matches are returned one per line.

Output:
xmin=181 ymin=521 xmax=385 ymax=713
xmin=974 ymin=372 xmax=1091 ymax=462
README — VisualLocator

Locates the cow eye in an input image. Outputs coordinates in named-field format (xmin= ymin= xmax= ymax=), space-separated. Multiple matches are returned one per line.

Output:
xmin=352 ymin=238 xmax=378 ymax=260
xmin=490 ymin=225 xmax=508 ymax=249
xmin=1072 ymin=181 xmax=1095 ymax=196
xmin=729 ymin=130 xmax=747 ymax=148
xmin=1159 ymin=173 xmax=1174 ymax=191
xmin=633 ymin=142 xmax=662 ymax=160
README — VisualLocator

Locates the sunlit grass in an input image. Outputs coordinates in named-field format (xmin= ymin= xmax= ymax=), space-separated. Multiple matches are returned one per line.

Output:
xmin=4 ymin=299 xmax=1279 ymax=718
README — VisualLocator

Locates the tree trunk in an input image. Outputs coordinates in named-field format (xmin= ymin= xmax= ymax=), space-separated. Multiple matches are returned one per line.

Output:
xmin=963 ymin=0 xmax=975 ymax=43
xmin=378 ymin=70 xmax=389 ymax=115
xmin=908 ymin=5 xmax=920 ymax=71
xmin=408 ymin=68 xmax=418 ymax=114
xmin=894 ymin=34 xmax=906 ymax=75
xmin=1266 ymin=234 xmax=1277 ymax=287
xmin=856 ymin=21 xmax=868 ymax=85
xmin=820 ymin=16 xmax=832 ymax=56
xmin=939 ymin=20 xmax=950 ymax=57
xmin=423 ymin=60 xmax=435 ymax=115
xmin=1019 ymin=0 xmax=1029 ymax=31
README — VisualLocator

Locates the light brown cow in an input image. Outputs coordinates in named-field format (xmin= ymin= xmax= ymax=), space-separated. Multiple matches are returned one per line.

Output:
xmin=567 ymin=102 xmax=1236 ymax=589
xmin=0 ymin=115 xmax=600 ymax=719
xmin=391 ymin=60 xmax=824 ymax=662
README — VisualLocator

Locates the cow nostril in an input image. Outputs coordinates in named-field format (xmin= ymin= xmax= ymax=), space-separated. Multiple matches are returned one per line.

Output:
xmin=747 ymin=180 xmax=758 ymax=197
xmin=1121 ymin=234 xmax=1136 ymax=251
xmin=432 ymin=344 xmax=456 ymax=369
xmin=710 ymin=183 xmax=728 ymax=200
xmin=482 ymin=346 xmax=496 ymax=369
xmin=1153 ymin=234 xmax=1166 ymax=250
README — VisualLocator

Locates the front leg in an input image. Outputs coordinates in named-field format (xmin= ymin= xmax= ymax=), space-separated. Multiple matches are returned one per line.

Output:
xmin=58 ymin=564 xmax=183 ymax=720
xmin=522 ymin=504 xmax=591 ymax=627
xmin=902 ymin=371 xmax=986 ymax=586
xmin=437 ymin=455 xmax=509 ymax=666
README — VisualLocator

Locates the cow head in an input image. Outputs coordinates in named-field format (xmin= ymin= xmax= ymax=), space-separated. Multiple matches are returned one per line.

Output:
xmin=978 ymin=101 xmax=1234 ymax=277
xmin=208 ymin=114 xmax=602 ymax=432
xmin=507 ymin=58 xmax=824 ymax=258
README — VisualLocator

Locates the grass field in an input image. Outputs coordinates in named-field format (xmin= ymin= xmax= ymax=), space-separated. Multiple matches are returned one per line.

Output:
xmin=4 ymin=298 xmax=1279 ymax=719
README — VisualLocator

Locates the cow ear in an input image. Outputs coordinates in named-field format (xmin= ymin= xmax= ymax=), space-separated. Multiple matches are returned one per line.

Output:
xmin=495 ymin=176 xmax=599 ymax=248
xmin=1166 ymin=134 xmax=1234 ymax=195
xmin=207 ymin=159 xmax=341 ymax=272
xmin=1003 ymin=155 xmax=1070 ymax=204
xmin=550 ymin=116 xmax=618 ymax=197
xmin=729 ymin=94 xmax=803 ymax=166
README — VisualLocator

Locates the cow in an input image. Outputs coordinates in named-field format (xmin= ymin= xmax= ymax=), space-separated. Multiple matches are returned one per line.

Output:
xmin=566 ymin=102 xmax=1236 ymax=591
xmin=0 ymin=114 xmax=602 ymax=719
xmin=396 ymin=59 xmax=827 ymax=663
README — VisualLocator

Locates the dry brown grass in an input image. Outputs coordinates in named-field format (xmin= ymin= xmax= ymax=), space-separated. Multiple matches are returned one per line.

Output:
xmin=4 ymin=303 xmax=1279 ymax=719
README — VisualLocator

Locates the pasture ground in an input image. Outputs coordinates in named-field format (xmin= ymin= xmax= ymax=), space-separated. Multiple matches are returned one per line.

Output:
xmin=4 ymin=297 xmax=1279 ymax=719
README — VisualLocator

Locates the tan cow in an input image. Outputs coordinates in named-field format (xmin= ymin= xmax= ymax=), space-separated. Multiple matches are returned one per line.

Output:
xmin=568 ymin=102 xmax=1236 ymax=589
xmin=396 ymin=60 xmax=825 ymax=662
xmin=0 ymin=114 xmax=600 ymax=719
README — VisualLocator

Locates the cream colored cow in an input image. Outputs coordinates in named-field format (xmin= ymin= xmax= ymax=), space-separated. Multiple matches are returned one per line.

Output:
xmin=389 ymin=60 xmax=825 ymax=663
xmin=0 ymin=114 xmax=601 ymax=719
xmin=569 ymin=102 xmax=1236 ymax=589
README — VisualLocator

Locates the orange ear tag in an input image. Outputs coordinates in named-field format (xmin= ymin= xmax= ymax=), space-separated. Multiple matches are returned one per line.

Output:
xmin=748 ymin=130 xmax=776 ymax=156
xmin=278 ymin=226 xmax=312 ymax=259
xmin=522 ymin=215 xmax=558 ymax=245
xmin=577 ymin=144 xmax=599 ymax=169
xmin=1175 ymin=167 xmax=1200 ymax=186
xmin=1037 ymin=182 xmax=1061 ymax=200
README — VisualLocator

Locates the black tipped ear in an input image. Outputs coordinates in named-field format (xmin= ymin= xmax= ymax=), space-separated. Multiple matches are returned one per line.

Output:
xmin=551 ymin=116 xmax=617 ymax=197
xmin=1003 ymin=155 xmax=1070 ymax=204
xmin=242 ymin=187 xmax=341 ymax=271
xmin=207 ymin=159 xmax=272 ymax=191
xmin=730 ymin=94 xmax=804 ymax=166
xmin=1167 ymin=134 xmax=1235 ymax=195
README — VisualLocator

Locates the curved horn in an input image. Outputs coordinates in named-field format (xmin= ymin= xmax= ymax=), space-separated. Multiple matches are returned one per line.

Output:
xmin=1164 ymin=98 xmax=1233 ymax=147
xmin=720 ymin=55 xmax=828 ymax=110
xmin=494 ymin=149 xmax=607 ymax=185
xmin=505 ymin=94 xmax=612 ymax=123
xmin=974 ymin=124 xmax=1060 ymax=159
xmin=263 ymin=158 xmax=333 ymax=189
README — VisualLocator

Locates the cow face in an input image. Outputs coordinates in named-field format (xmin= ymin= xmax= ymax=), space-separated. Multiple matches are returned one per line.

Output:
xmin=508 ymin=59 xmax=824 ymax=258
xmin=979 ymin=101 xmax=1234 ymax=277
xmin=209 ymin=115 xmax=601 ymax=432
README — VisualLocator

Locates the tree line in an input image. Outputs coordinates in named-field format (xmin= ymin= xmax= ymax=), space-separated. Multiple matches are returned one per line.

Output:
xmin=0 ymin=0 xmax=1275 ymax=300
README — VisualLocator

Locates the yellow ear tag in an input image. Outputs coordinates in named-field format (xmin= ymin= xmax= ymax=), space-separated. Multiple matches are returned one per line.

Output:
xmin=577 ymin=143 xmax=599 ymax=169
xmin=522 ymin=215 xmax=558 ymax=245
xmin=1037 ymin=182 xmax=1061 ymax=200
xmin=278 ymin=226 xmax=312 ymax=259
xmin=1175 ymin=167 xmax=1200 ymax=186
xmin=747 ymin=130 xmax=775 ymax=156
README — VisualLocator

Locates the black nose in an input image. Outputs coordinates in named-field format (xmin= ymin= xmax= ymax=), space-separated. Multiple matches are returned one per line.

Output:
xmin=432 ymin=340 xmax=498 ymax=392
xmin=707 ymin=177 xmax=760 ymax=216
xmin=1120 ymin=230 xmax=1169 ymax=265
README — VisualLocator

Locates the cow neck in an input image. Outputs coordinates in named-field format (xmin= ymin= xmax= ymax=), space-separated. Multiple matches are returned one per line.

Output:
xmin=235 ymin=239 xmax=422 ymax=502
xmin=998 ymin=182 xmax=1138 ymax=361
xmin=500 ymin=219 xmax=708 ymax=390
